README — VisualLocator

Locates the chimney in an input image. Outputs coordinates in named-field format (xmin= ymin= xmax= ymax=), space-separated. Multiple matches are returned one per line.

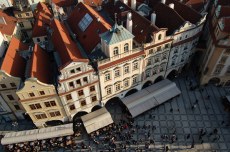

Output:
xmin=126 ymin=12 xmax=133 ymax=33
xmin=131 ymin=0 xmax=136 ymax=10
xmin=169 ymin=3 xmax=174 ymax=9
xmin=161 ymin=0 xmax=166 ymax=4
xmin=151 ymin=12 xmax=156 ymax=25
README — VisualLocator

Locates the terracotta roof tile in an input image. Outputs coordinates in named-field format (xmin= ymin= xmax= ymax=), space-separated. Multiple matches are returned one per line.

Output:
xmin=34 ymin=2 xmax=52 ymax=18
xmin=1 ymin=37 xmax=28 ymax=78
xmin=0 ymin=11 xmax=17 ymax=36
xmin=165 ymin=0 xmax=202 ymax=24
xmin=104 ymin=1 xmax=159 ymax=43
xmin=67 ymin=2 xmax=111 ymax=53
xmin=83 ymin=0 xmax=103 ymax=6
xmin=30 ymin=44 xmax=53 ymax=84
xmin=32 ymin=13 xmax=51 ymax=37
xmin=153 ymin=3 xmax=185 ymax=35
xmin=51 ymin=19 xmax=88 ymax=69
xmin=52 ymin=0 xmax=75 ymax=7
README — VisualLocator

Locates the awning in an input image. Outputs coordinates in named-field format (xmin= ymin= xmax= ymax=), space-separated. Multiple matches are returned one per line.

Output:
xmin=122 ymin=79 xmax=181 ymax=117
xmin=1 ymin=129 xmax=39 ymax=145
xmin=81 ymin=107 xmax=113 ymax=134
xmin=37 ymin=123 xmax=74 ymax=140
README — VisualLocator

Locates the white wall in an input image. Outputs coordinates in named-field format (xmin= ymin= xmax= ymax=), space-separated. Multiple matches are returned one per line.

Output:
xmin=0 ymin=32 xmax=6 ymax=57
xmin=0 ymin=0 xmax=13 ymax=9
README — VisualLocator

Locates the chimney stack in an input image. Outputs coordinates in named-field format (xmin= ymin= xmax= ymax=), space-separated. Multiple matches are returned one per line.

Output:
xmin=126 ymin=12 xmax=133 ymax=33
xmin=131 ymin=0 xmax=136 ymax=10
xmin=169 ymin=3 xmax=174 ymax=9
xmin=151 ymin=12 xmax=156 ymax=25
xmin=161 ymin=0 xmax=166 ymax=4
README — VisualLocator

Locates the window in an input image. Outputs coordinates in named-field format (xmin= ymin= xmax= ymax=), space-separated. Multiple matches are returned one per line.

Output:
xmin=158 ymin=34 xmax=162 ymax=40
xmin=14 ymin=104 xmax=20 ymax=110
xmin=17 ymin=14 xmax=22 ymax=17
xmin=29 ymin=103 xmax=41 ymax=110
xmin=0 ymin=84 xmax=6 ymax=88
xmin=106 ymin=86 xmax=112 ymax=95
xmin=7 ymin=95 xmax=14 ymax=100
xmin=91 ymin=96 xmax=97 ymax=102
xmin=39 ymin=91 xmax=45 ymax=95
xmin=157 ymin=47 xmax=161 ymax=52
xmin=10 ymin=83 xmax=16 ymax=87
xmin=113 ymin=47 xmax=119 ymax=56
xmin=155 ymin=56 xmax=160 ymax=63
xmin=132 ymin=76 xmax=138 ymax=84
xmin=124 ymin=43 xmax=129 ymax=53
xmin=90 ymin=86 xmax=95 ymax=92
xmin=69 ymin=82 xmax=74 ymax=88
xmin=147 ymin=58 xmax=151 ymax=66
xmin=80 ymin=100 xmax=86 ymax=107
xmin=115 ymin=83 xmax=121 ymax=91
xmin=78 ymin=13 xmax=93 ymax=31
xmin=214 ymin=64 xmax=223 ymax=74
xmin=76 ymin=67 xmax=81 ymax=72
xmin=162 ymin=53 xmax=167 ymax=60
xmin=70 ymin=69 xmax=75 ymax=73
xmin=219 ymin=56 xmax=228 ymax=64
xmin=76 ymin=79 xmax=81 ymax=86
xmin=124 ymin=66 xmax=129 ymax=74
xmin=165 ymin=44 xmax=169 ymax=49
xmin=83 ymin=77 xmax=88 ymax=83
xmin=114 ymin=69 xmax=120 ymax=77
xmin=37 ymin=38 xmax=40 ymax=42
xmin=124 ymin=79 xmax=129 ymax=87
xmin=25 ymin=13 xmax=30 ymax=16
xmin=153 ymin=66 xmax=158 ymax=75
xmin=105 ymin=73 xmax=111 ymax=81
xmin=44 ymin=101 xmax=56 ymax=107
xmin=19 ymin=22 xmax=24 ymax=27
xmin=133 ymin=62 xmax=138 ymax=70
xmin=35 ymin=113 xmax=47 ymax=119
xmin=78 ymin=90 xmax=84 ymax=96
xmin=66 ymin=94 xmax=72 ymax=101
xmin=149 ymin=49 xmax=153 ymax=54
xmin=146 ymin=69 xmax=151 ymax=77
xmin=29 ymin=93 xmax=35 ymax=97
xmin=174 ymin=49 xmax=178 ymax=54
xmin=69 ymin=104 xmax=75 ymax=111
xmin=49 ymin=111 xmax=61 ymax=117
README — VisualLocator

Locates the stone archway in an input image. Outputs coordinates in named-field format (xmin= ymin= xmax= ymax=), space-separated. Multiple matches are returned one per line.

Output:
xmin=91 ymin=105 xmax=102 ymax=112
xmin=124 ymin=88 xmax=138 ymax=97
xmin=167 ymin=70 xmax=178 ymax=80
xmin=208 ymin=77 xmax=220 ymax=85
xmin=72 ymin=111 xmax=88 ymax=132
xmin=154 ymin=76 xmax=164 ymax=84
xmin=142 ymin=81 xmax=152 ymax=89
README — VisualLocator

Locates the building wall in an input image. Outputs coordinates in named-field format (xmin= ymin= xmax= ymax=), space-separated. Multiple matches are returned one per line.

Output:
xmin=0 ymin=0 xmax=13 ymax=9
xmin=28 ymin=0 xmax=46 ymax=11
xmin=0 ymin=71 xmax=25 ymax=120
xmin=16 ymin=78 xmax=68 ymax=128
xmin=0 ymin=32 xmax=6 ymax=57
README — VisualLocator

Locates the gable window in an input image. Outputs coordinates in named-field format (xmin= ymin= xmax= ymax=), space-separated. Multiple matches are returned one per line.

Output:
xmin=158 ymin=34 xmax=162 ymax=40
xmin=29 ymin=92 xmax=35 ymax=97
xmin=70 ymin=69 xmax=75 ymax=74
xmin=7 ymin=95 xmax=14 ymax=100
xmin=78 ymin=90 xmax=84 ymax=96
xmin=113 ymin=47 xmax=119 ymax=56
xmin=124 ymin=65 xmax=129 ymax=74
xmin=78 ymin=13 xmax=93 ymax=31
xmin=90 ymin=86 xmax=95 ymax=92
xmin=66 ymin=94 xmax=72 ymax=101
xmin=0 ymin=84 xmax=6 ymax=88
xmin=114 ymin=69 xmax=120 ymax=77
xmin=105 ymin=73 xmax=111 ymax=81
xmin=124 ymin=43 xmax=129 ymax=53
xmin=133 ymin=62 xmax=138 ymax=70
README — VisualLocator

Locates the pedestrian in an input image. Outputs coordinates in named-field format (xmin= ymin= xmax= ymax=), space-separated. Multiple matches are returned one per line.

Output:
xmin=187 ymin=134 xmax=190 ymax=139
xmin=201 ymin=140 xmax=203 ymax=144
xmin=213 ymin=128 xmax=218 ymax=134
xmin=165 ymin=145 xmax=169 ymax=152
xmin=195 ymin=99 xmax=198 ymax=104
xmin=170 ymin=108 xmax=173 ymax=113
xmin=221 ymin=120 xmax=225 ymax=125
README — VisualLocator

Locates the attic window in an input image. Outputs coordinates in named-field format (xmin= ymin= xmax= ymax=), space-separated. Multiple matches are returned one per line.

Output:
xmin=78 ymin=13 xmax=93 ymax=32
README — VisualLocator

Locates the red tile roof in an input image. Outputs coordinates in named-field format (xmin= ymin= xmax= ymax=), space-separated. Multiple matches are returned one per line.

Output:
xmin=34 ymin=2 xmax=52 ymax=18
xmin=1 ymin=37 xmax=28 ymax=78
xmin=51 ymin=19 xmax=88 ymax=69
xmin=83 ymin=0 xmax=103 ymax=6
xmin=32 ymin=13 xmax=51 ymax=37
xmin=52 ymin=0 xmax=75 ymax=7
xmin=0 ymin=11 xmax=17 ymax=36
xmin=219 ymin=6 xmax=230 ymax=18
xmin=67 ymin=2 xmax=111 ymax=53
xmin=153 ymin=2 xmax=185 ymax=35
xmin=222 ymin=17 xmax=230 ymax=33
xmin=165 ymin=0 xmax=202 ymax=24
xmin=185 ymin=0 xmax=205 ymax=12
xmin=30 ymin=44 xmax=53 ymax=84
xmin=104 ymin=1 xmax=159 ymax=43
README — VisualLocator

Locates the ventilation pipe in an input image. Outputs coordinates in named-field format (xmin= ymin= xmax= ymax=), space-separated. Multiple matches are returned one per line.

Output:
xmin=169 ymin=3 xmax=174 ymax=9
xmin=126 ymin=12 xmax=133 ymax=33
xmin=151 ymin=12 xmax=156 ymax=25
xmin=131 ymin=0 xmax=136 ymax=10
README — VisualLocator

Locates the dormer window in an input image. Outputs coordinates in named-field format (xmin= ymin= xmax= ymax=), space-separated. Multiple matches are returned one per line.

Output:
xmin=124 ymin=43 xmax=129 ymax=53
xmin=114 ymin=47 xmax=119 ymax=56
xmin=158 ymin=34 xmax=162 ymax=40
xmin=78 ymin=13 xmax=93 ymax=32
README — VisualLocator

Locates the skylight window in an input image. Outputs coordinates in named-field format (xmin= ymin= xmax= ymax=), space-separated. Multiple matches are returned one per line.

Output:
xmin=78 ymin=13 xmax=93 ymax=32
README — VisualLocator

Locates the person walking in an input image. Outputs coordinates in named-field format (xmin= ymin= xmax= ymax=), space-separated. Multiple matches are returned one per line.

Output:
xmin=187 ymin=134 xmax=190 ymax=139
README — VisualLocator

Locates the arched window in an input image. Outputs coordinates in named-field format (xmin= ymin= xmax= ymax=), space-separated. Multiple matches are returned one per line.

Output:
xmin=113 ymin=47 xmax=119 ymax=56
xmin=124 ymin=43 xmax=129 ymax=53
xmin=158 ymin=34 xmax=162 ymax=40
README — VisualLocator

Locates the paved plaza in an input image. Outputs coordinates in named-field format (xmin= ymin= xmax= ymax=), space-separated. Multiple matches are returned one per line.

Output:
xmin=1 ymin=72 xmax=230 ymax=151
